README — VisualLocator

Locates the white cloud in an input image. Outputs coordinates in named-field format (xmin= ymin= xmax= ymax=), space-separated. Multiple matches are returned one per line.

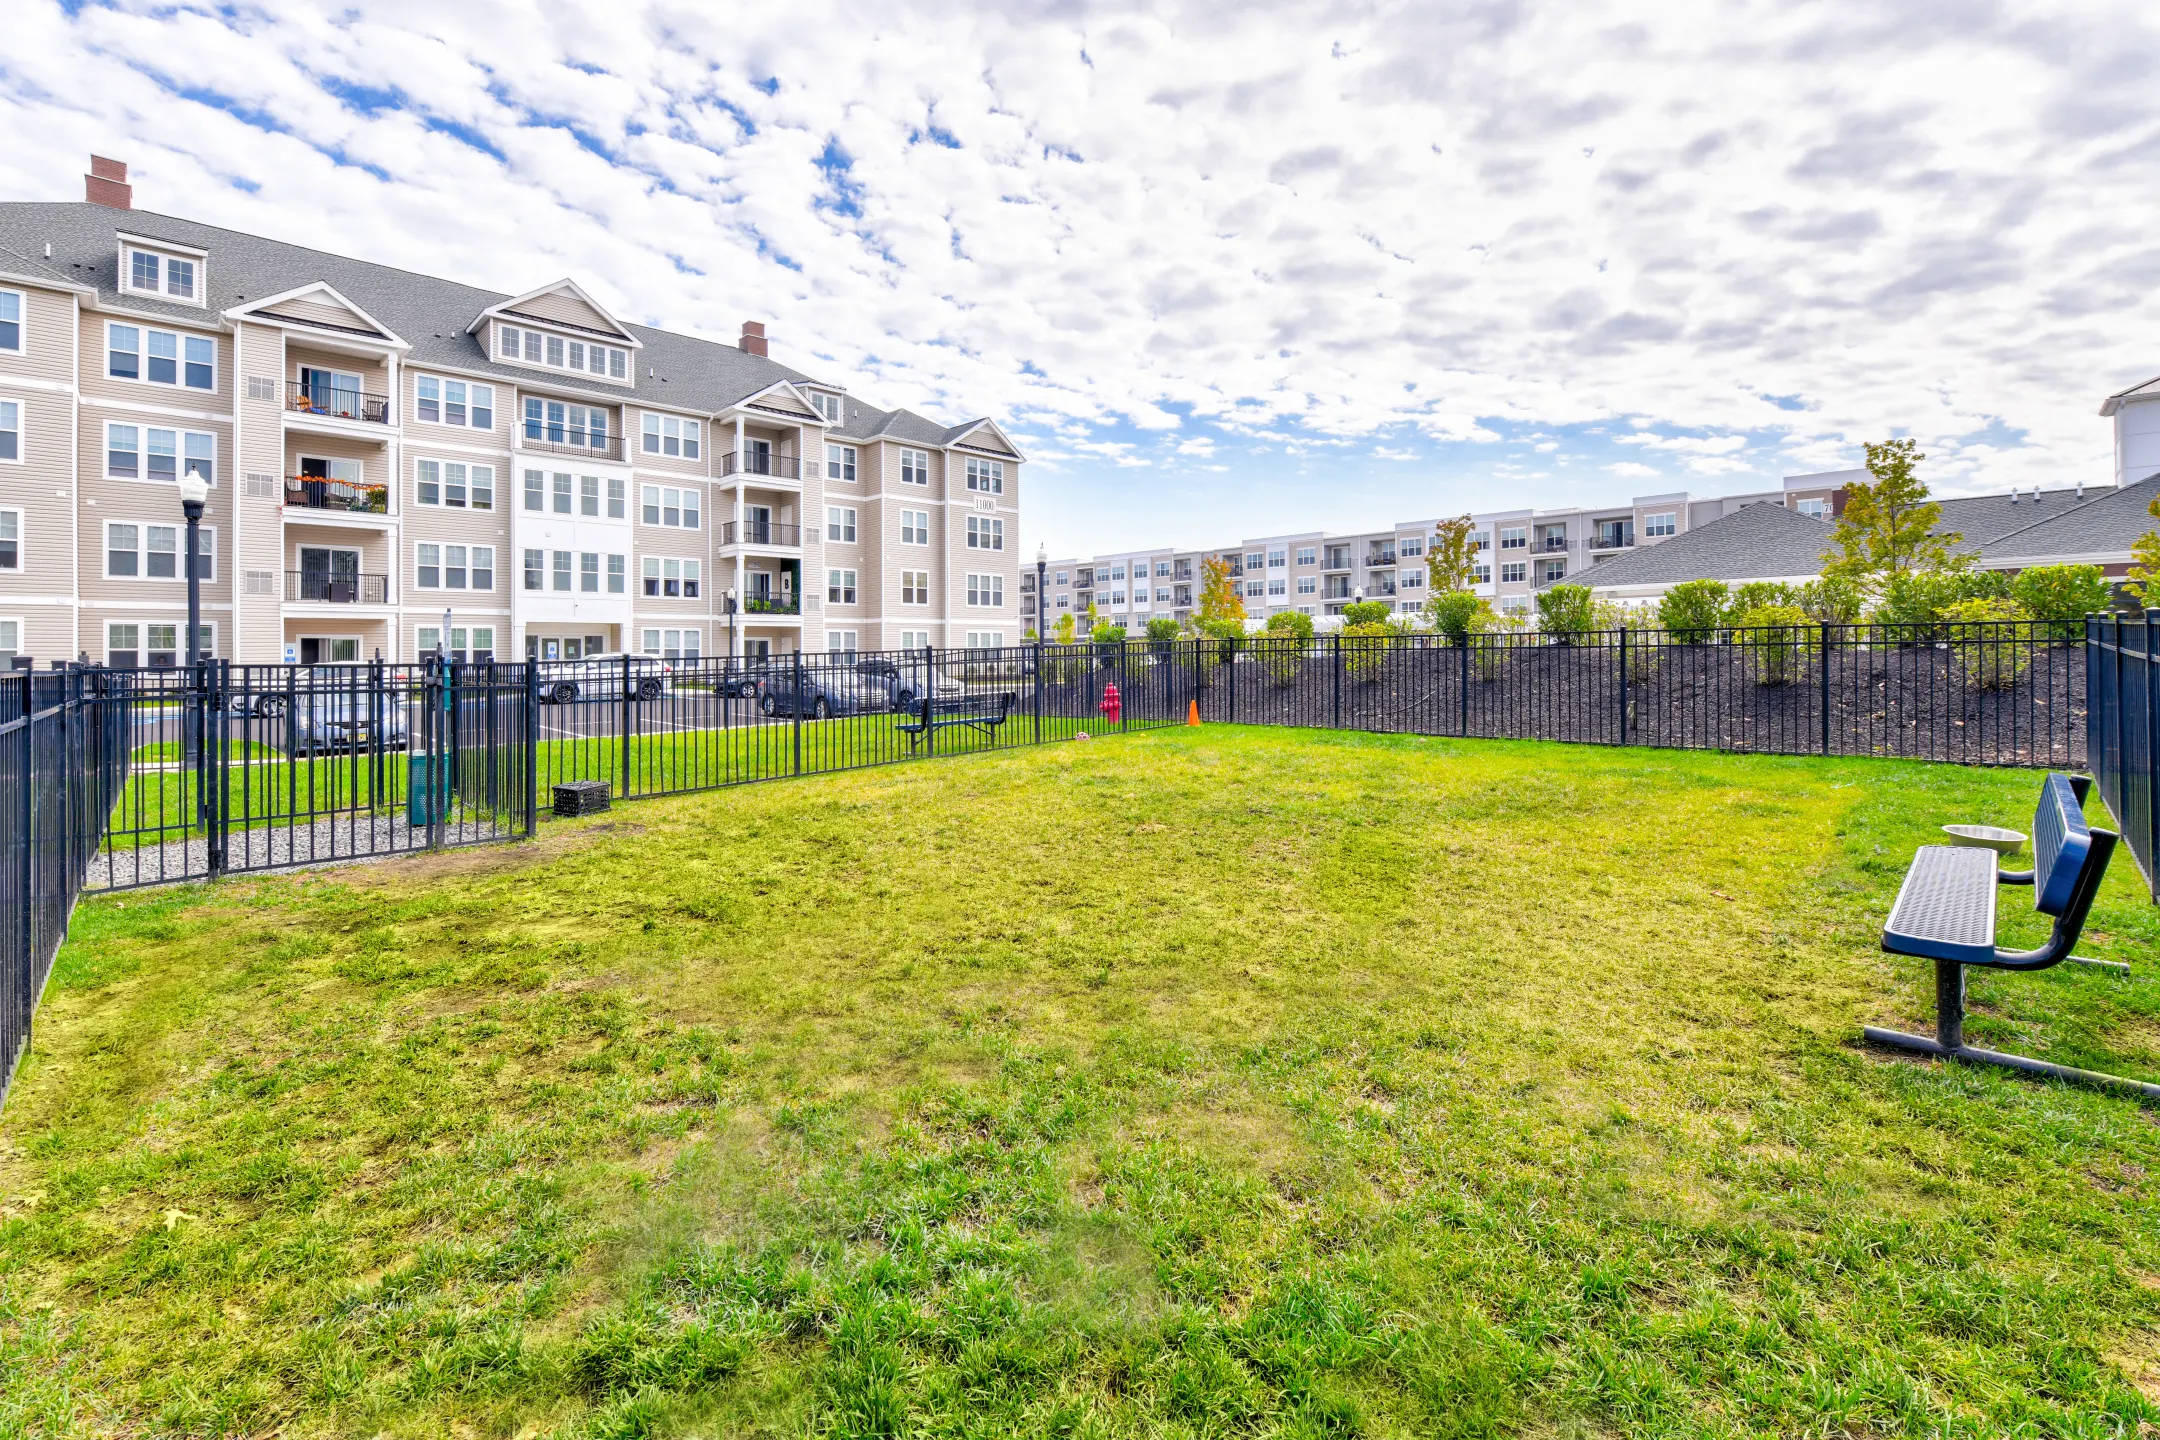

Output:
xmin=4 ymin=0 xmax=2155 ymax=548
xmin=1372 ymin=446 xmax=1419 ymax=460
xmin=1606 ymin=461 xmax=1661 ymax=478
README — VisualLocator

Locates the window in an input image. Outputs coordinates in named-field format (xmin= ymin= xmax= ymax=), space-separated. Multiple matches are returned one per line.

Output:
xmin=1472 ymin=532 xmax=1491 ymax=551
xmin=608 ymin=554 xmax=626 ymax=593
xmin=810 ymin=392 xmax=843 ymax=423
xmin=523 ymin=398 xmax=611 ymax=449
xmin=1539 ymin=559 xmax=1566 ymax=584
xmin=900 ymin=449 xmax=930 ymax=486
xmin=642 ymin=414 xmax=701 ymax=459
xmin=1268 ymin=577 xmax=1286 ymax=597
xmin=966 ymin=632 xmax=1006 ymax=650
xmin=1297 ymin=575 xmax=1316 ymax=594
xmin=1244 ymin=579 xmax=1264 ymax=598
xmin=608 ymin=478 xmax=627 ymax=518
xmin=503 ymin=325 xmax=628 ymax=380
xmin=0 ymin=290 xmax=20 ymax=352
xmin=1295 ymin=546 xmax=1316 ymax=567
xmin=123 ymin=247 xmax=199 ymax=301
xmin=1109 ymin=565 xmax=1125 ymax=581
xmin=901 ymin=570 xmax=930 ymax=605
xmin=901 ymin=509 xmax=929 ymax=545
xmin=552 ymin=550 xmax=572 ymax=591
xmin=0 ymin=510 xmax=15 ymax=570
xmin=107 ymin=522 xmax=212 ymax=580
xmin=553 ymin=472 xmax=572 ymax=514
xmin=828 ymin=569 xmax=858 ymax=605
xmin=827 ymin=630 xmax=859 ymax=657
xmin=1798 ymin=498 xmax=1828 ymax=520
xmin=416 ymin=543 xmax=492 ymax=591
xmin=0 ymin=619 xmax=16 ymax=667
xmin=1500 ymin=561 xmax=1527 ymax=584
xmin=104 ymin=621 xmax=212 ymax=669
xmin=1474 ymin=564 xmax=1492 ymax=584
xmin=640 ymin=485 xmax=700 ymax=529
xmin=1268 ymin=549 xmax=1286 ymax=568
xmin=524 ymin=549 xmax=544 ymax=591
xmin=643 ymin=557 xmax=701 ymax=598
xmin=415 ymin=377 xmax=494 ymax=429
xmin=1644 ymin=513 xmax=1676 ymax=538
xmin=524 ymin=470 xmax=544 ymax=511
xmin=1500 ymin=527 xmax=1527 ymax=550
xmin=580 ymin=552 xmax=600 ymax=592
xmin=1400 ymin=569 xmax=1424 ymax=590
xmin=1400 ymin=537 xmax=1424 ymax=558
xmin=0 ymin=400 xmax=16 ymax=462
xmin=898 ymin=630 xmax=929 ymax=650
xmin=966 ymin=516 xmax=1004 ymax=550
xmin=106 ymin=323 xmax=213 ymax=390
xmin=418 ymin=626 xmax=495 ymax=663
xmin=414 ymin=460 xmax=493 ymax=510
xmin=826 ymin=444 xmax=858 ymax=482
xmin=1246 ymin=552 xmax=1264 ymax=570
xmin=964 ymin=457 xmax=1004 ymax=493
xmin=827 ymin=506 xmax=858 ymax=543
xmin=966 ymin=573 xmax=1004 ymax=607
xmin=639 ymin=628 xmax=699 ymax=660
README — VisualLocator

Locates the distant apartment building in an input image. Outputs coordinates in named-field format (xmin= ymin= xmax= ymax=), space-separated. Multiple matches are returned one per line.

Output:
xmin=0 ymin=158 xmax=1025 ymax=669
xmin=1033 ymin=472 xmax=1849 ymax=633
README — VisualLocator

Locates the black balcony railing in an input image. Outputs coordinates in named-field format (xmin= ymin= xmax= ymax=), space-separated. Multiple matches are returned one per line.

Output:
xmin=742 ymin=593 xmax=800 ymax=616
xmin=721 ymin=451 xmax=805 ymax=480
xmin=1593 ymin=531 xmax=1635 ymax=550
xmin=287 ymin=381 xmax=390 ymax=425
xmin=286 ymin=571 xmax=390 ymax=604
xmin=722 ymin=521 xmax=803 ymax=547
xmin=284 ymin=477 xmax=389 ymax=514
xmin=1365 ymin=551 xmax=1396 ymax=567
xmin=519 ymin=429 xmax=624 ymax=461
xmin=1540 ymin=536 xmax=1569 ymax=552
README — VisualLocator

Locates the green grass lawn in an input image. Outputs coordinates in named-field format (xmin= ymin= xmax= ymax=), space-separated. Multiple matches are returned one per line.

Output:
xmin=4 ymin=727 xmax=2158 ymax=1439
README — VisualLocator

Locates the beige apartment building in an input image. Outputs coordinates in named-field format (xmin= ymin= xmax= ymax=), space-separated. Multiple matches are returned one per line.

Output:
xmin=0 ymin=160 xmax=1025 ymax=670
xmin=1035 ymin=473 xmax=1849 ymax=633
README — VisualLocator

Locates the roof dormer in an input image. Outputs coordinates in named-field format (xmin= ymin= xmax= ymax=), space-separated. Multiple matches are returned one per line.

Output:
xmin=116 ymin=232 xmax=207 ymax=307
xmin=469 ymin=279 xmax=641 ymax=386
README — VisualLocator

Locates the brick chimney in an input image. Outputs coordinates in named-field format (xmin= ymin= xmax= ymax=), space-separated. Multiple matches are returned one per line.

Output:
xmin=85 ymin=155 xmax=132 ymax=210
xmin=738 ymin=320 xmax=767 ymax=358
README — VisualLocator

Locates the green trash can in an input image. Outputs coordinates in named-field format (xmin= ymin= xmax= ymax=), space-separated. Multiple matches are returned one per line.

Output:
xmin=407 ymin=753 xmax=447 ymax=825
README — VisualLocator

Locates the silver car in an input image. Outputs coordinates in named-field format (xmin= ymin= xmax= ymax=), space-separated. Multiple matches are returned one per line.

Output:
xmin=535 ymin=653 xmax=672 ymax=705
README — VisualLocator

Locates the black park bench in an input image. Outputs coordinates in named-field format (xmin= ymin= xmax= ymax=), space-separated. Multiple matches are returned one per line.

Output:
xmin=897 ymin=691 xmax=1016 ymax=751
xmin=1864 ymin=772 xmax=2159 ymax=1101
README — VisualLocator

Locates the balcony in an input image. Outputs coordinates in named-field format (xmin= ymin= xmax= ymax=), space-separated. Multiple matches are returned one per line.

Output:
xmin=518 ymin=427 xmax=624 ymax=461
xmin=1323 ymin=551 xmax=1352 ymax=571
xmin=1591 ymin=527 xmax=1636 ymax=551
xmin=741 ymin=593 xmax=800 ymax=616
xmin=1537 ymin=534 xmax=1569 ymax=553
xmin=720 ymin=451 xmax=805 ymax=480
xmin=286 ymin=570 xmax=390 ymax=604
xmin=1365 ymin=548 xmax=1396 ymax=567
xmin=285 ymin=476 xmax=389 ymax=514
xmin=722 ymin=521 xmax=803 ymax=547
xmin=287 ymin=381 xmax=389 ymax=425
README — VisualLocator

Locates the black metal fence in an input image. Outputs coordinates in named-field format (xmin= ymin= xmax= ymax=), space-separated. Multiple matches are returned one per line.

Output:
xmin=2091 ymin=611 xmax=2159 ymax=901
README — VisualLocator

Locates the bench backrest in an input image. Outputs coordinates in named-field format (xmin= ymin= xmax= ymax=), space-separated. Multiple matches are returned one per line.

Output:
xmin=2031 ymin=772 xmax=2093 ymax=917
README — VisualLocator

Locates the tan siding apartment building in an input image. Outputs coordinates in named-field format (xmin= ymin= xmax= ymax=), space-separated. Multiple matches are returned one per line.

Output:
xmin=0 ymin=160 xmax=1026 ymax=669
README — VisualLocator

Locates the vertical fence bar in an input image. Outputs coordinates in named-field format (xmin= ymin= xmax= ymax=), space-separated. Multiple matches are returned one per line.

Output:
xmin=2146 ymin=610 xmax=2159 ymax=899
xmin=15 ymin=672 xmax=30 ymax=1076
xmin=524 ymin=661 xmax=540 ymax=836
xmin=792 ymin=649 xmax=805 ymax=775
xmin=1331 ymin=634 xmax=1342 ymax=729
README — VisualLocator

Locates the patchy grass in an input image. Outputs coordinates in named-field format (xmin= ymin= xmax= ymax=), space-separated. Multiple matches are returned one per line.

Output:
xmin=3 ymin=726 xmax=2157 ymax=1439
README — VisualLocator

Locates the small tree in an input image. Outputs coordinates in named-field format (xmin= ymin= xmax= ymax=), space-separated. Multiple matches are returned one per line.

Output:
xmin=2125 ymin=494 xmax=2160 ymax=605
xmin=1053 ymin=611 xmax=1077 ymax=644
xmin=1822 ymin=438 xmax=1961 ymax=579
xmin=1256 ymin=609 xmax=1313 ymax=685
xmin=1424 ymin=516 xmax=1480 ymax=597
xmin=1091 ymin=622 xmax=1127 ymax=645
xmin=1733 ymin=602 xmax=1816 ymax=686
xmin=1534 ymin=583 xmax=1595 ymax=640
xmin=1658 ymin=580 xmax=1730 ymax=642
xmin=1428 ymin=589 xmax=1493 ymax=644
xmin=1145 ymin=616 xmax=1180 ymax=647
xmin=1943 ymin=596 xmax=2035 ymax=690
xmin=2010 ymin=564 xmax=2111 ymax=640
xmin=1197 ymin=556 xmax=1246 ymax=631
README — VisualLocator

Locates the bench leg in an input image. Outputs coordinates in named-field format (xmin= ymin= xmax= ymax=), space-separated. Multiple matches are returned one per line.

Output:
xmin=1864 ymin=957 xmax=2160 ymax=1102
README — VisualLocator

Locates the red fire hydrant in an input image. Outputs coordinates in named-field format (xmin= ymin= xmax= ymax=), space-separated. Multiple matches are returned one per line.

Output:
xmin=1098 ymin=681 xmax=1122 ymax=725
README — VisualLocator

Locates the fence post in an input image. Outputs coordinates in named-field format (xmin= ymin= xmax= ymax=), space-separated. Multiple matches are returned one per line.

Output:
xmin=620 ymin=652 xmax=632 ymax=801
xmin=1459 ymin=636 xmax=1469 ymax=737
xmin=1034 ymin=637 xmax=1043 ymax=747
xmin=2146 ymin=610 xmax=2158 ymax=895
xmin=524 ymin=659 xmax=539 ymax=838
xmin=1617 ymin=627 xmax=1629 ymax=746
xmin=1332 ymin=634 xmax=1342 ymax=729
xmin=791 ymin=649 xmax=804 ymax=775
xmin=427 ymin=654 xmax=446 ymax=852
xmin=924 ymin=645 xmax=937 ymax=756
xmin=208 ymin=660 xmax=228 ymax=877
xmin=17 ymin=671 xmax=33 ymax=1061
xmin=1820 ymin=621 xmax=1832 ymax=756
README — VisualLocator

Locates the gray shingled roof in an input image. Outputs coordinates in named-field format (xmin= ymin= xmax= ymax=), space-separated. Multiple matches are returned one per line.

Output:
xmin=1935 ymin=487 xmax=2106 ymax=549
xmin=1579 ymin=502 xmax=1834 ymax=588
xmin=0 ymin=200 xmax=998 ymax=437
xmin=1974 ymin=475 xmax=2159 ymax=563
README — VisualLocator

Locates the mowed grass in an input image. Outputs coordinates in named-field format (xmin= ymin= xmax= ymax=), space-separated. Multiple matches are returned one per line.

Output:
xmin=3 ymin=726 xmax=2158 ymax=1439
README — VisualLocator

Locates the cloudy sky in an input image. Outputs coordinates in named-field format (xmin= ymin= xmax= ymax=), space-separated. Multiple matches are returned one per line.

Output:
xmin=6 ymin=1 xmax=2158 ymax=556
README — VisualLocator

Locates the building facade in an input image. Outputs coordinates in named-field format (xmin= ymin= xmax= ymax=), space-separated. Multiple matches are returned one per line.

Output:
xmin=0 ymin=160 xmax=1025 ymax=669
xmin=1034 ymin=472 xmax=1850 ymax=634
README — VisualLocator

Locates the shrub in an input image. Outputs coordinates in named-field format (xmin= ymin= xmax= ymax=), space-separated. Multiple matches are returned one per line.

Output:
xmin=1090 ymin=623 xmax=1128 ymax=646
xmin=1257 ymin=610 xmax=1313 ymax=685
xmin=1340 ymin=600 xmax=1393 ymax=627
xmin=1339 ymin=621 xmax=1393 ymax=682
xmin=1658 ymin=580 xmax=1730 ymax=642
xmin=1942 ymin=596 xmax=2036 ymax=690
xmin=1732 ymin=603 xmax=1816 ymax=686
xmin=1729 ymin=581 xmax=1798 ymax=616
xmin=1869 ymin=567 xmax=2007 ymax=635
xmin=1534 ymin=584 xmax=1595 ymax=640
xmin=1145 ymin=617 xmax=1181 ymax=655
xmin=2010 ymin=564 xmax=2110 ymax=640
xmin=1427 ymin=588 xmax=1492 ymax=643
xmin=1795 ymin=576 xmax=1864 ymax=624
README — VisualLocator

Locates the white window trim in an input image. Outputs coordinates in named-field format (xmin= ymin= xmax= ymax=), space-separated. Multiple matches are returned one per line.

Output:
xmin=118 ymin=240 xmax=208 ymax=307
xmin=105 ymin=519 xmax=215 ymax=582
xmin=0 ymin=508 xmax=19 ymax=572
xmin=105 ymin=321 xmax=218 ymax=392
xmin=413 ymin=541 xmax=495 ymax=593
xmin=0 ymin=395 xmax=20 ymax=465
xmin=0 ymin=288 xmax=23 ymax=354
xmin=411 ymin=373 xmax=496 ymax=430
xmin=105 ymin=620 xmax=217 ymax=667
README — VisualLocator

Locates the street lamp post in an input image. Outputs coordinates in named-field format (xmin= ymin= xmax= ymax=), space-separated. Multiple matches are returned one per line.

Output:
xmin=176 ymin=471 xmax=210 ymax=830
xmin=1035 ymin=544 xmax=1047 ymax=640
xmin=725 ymin=586 xmax=739 ymax=658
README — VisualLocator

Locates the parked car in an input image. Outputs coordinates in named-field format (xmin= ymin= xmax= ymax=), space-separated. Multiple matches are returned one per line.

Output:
xmin=755 ymin=666 xmax=891 ymax=720
xmin=284 ymin=691 xmax=409 ymax=755
xmin=535 ymin=653 xmax=672 ymax=705
xmin=851 ymin=657 xmax=961 ymax=711
xmin=713 ymin=657 xmax=782 ymax=699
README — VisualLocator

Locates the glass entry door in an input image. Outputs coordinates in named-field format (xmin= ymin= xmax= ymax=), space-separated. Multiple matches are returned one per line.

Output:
xmin=299 ymin=367 xmax=364 ymax=419
xmin=297 ymin=546 xmax=360 ymax=601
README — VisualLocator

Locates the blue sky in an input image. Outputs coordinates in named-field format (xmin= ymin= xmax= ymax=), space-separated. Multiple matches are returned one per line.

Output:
xmin=5 ymin=0 xmax=2157 ymax=556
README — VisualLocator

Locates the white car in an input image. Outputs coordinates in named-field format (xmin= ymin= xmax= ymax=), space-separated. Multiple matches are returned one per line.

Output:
xmin=535 ymin=652 xmax=673 ymax=704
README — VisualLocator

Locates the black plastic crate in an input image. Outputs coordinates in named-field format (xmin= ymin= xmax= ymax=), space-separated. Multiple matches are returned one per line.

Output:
xmin=552 ymin=780 xmax=611 ymax=817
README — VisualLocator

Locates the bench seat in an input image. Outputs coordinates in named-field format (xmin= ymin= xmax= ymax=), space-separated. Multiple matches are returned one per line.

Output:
xmin=1882 ymin=845 xmax=1999 ymax=964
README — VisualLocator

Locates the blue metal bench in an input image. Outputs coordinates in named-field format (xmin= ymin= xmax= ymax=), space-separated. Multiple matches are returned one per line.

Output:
xmin=896 ymin=691 xmax=1016 ymax=751
xmin=1864 ymin=772 xmax=2158 ymax=1100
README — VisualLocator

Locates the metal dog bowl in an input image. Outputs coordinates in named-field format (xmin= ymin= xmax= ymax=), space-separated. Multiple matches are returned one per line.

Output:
xmin=1942 ymin=824 xmax=2025 ymax=855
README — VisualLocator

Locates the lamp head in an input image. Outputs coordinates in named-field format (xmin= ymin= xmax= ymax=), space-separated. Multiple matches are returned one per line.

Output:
xmin=1036 ymin=544 xmax=1047 ymax=564
xmin=176 ymin=472 xmax=210 ymax=512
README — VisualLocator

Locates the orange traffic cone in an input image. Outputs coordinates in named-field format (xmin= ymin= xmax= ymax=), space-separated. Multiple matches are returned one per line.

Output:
xmin=1187 ymin=699 xmax=1201 ymax=727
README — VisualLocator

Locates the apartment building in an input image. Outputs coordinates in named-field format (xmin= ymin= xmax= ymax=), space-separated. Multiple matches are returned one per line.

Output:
xmin=0 ymin=159 xmax=1025 ymax=669
xmin=1035 ymin=472 xmax=1849 ymax=633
